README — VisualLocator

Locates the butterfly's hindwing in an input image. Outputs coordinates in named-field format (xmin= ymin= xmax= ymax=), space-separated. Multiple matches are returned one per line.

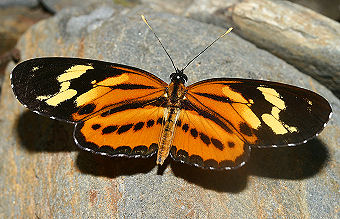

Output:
xmin=74 ymin=98 xmax=166 ymax=158
xmin=11 ymin=57 xmax=167 ymax=122
xmin=186 ymin=78 xmax=332 ymax=148
xmin=171 ymin=100 xmax=250 ymax=169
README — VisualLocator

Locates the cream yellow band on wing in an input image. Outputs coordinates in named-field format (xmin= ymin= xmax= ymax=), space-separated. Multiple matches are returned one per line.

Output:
xmin=36 ymin=64 xmax=93 ymax=106
xmin=222 ymin=86 xmax=261 ymax=129
xmin=257 ymin=87 xmax=298 ymax=134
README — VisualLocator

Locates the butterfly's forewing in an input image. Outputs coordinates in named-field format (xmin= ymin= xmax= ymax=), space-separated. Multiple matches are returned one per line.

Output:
xmin=171 ymin=78 xmax=331 ymax=169
xmin=11 ymin=57 xmax=167 ymax=122
xmin=11 ymin=57 xmax=168 ymax=157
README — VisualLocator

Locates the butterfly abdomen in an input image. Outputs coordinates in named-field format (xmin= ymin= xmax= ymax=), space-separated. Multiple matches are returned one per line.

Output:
xmin=156 ymin=81 xmax=187 ymax=164
xmin=157 ymin=106 xmax=181 ymax=165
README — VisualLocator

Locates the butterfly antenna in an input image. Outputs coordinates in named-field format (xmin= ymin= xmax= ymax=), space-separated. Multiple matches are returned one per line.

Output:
xmin=141 ymin=15 xmax=178 ymax=73
xmin=182 ymin=27 xmax=233 ymax=72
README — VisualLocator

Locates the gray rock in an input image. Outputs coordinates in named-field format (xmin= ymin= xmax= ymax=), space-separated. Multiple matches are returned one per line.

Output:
xmin=141 ymin=0 xmax=239 ymax=27
xmin=0 ymin=7 xmax=50 ymax=54
xmin=232 ymin=0 xmax=340 ymax=98
xmin=142 ymin=0 xmax=340 ymax=98
xmin=40 ymin=0 xmax=136 ymax=13
xmin=1 ymin=5 xmax=339 ymax=218
xmin=0 ymin=0 xmax=38 ymax=8
xmin=0 ymin=6 xmax=51 ymax=103
xmin=185 ymin=0 xmax=239 ymax=27
xmin=141 ymin=0 xmax=193 ymax=15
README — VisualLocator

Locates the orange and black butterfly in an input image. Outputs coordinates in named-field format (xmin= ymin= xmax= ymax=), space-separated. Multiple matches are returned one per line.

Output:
xmin=11 ymin=16 xmax=332 ymax=170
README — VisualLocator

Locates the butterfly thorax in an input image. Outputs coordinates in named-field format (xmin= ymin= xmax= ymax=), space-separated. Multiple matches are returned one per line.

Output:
xmin=156 ymin=74 xmax=187 ymax=165
xmin=168 ymin=79 xmax=187 ymax=104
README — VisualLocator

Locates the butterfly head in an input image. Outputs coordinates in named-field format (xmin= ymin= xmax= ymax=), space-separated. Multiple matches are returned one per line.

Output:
xmin=141 ymin=15 xmax=232 ymax=86
xmin=170 ymin=68 xmax=188 ymax=84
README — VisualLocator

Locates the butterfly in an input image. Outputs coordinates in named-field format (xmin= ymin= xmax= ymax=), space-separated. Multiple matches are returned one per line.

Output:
xmin=10 ymin=16 xmax=332 ymax=170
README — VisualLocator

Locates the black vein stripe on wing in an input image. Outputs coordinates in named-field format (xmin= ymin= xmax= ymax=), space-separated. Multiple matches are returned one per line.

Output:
xmin=75 ymin=87 xmax=167 ymax=122
xmin=191 ymin=91 xmax=297 ymax=145
xmin=181 ymin=99 xmax=249 ymax=144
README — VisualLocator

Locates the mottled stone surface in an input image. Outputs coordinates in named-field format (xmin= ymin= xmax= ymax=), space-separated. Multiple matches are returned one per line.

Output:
xmin=141 ymin=0 xmax=193 ymax=15
xmin=290 ymin=0 xmax=340 ymax=21
xmin=0 ymin=0 xmax=38 ymax=8
xmin=232 ymin=0 xmax=340 ymax=98
xmin=0 ymin=6 xmax=50 ymax=54
xmin=40 ymin=0 xmax=137 ymax=13
xmin=140 ymin=0 xmax=238 ymax=26
xmin=184 ymin=0 xmax=238 ymax=27
xmin=0 ymin=6 xmax=50 ymax=93
xmin=1 ymin=5 xmax=339 ymax=218
xmin=141 ymin=0 xmax=340 ymax=98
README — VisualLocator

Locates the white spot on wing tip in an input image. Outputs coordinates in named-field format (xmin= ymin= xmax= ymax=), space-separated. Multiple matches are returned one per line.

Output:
xmin=50 ymin=116 xmax=56 ymax=119
xmin=74 ymin=138 xmax=79 ymax=144
xmin=239 ymin=161 xmax=246 ymax=167
xmin=83 ymin=148 xmax=91 ymax=152
xmin=329 ymin=112 xmax=333 ymax=119
xmin=303 ymin=140 xmax=307 ymax=144
xmin=225 ymin=167 xmax=231 ymax=170
xmin=99 ymin=152 xmax=107 ymax=156
xmin=288 ymin=143 xmax=295 ymax=146
xmin=272 ymin=145 xmax=278 ymax=148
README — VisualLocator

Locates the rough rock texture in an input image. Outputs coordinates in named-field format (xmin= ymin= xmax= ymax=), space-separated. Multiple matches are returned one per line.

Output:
xmin=290 ymin=0 xmax=340 ymax=21
xmin=184 ymin=0 xmax=238 ymax=27
xmin=40 ymin=0 xmax=128 ymax=13
xmin=141 ymin=0 xmax=193 ymax=15
xmin=0 ymin=6 xmax=50 ymax=92
xmin=0 ymin=0 xmax=38 ymax=8
xmin=232 ymin=0 xmax=340 ymax=98
xmin=1 ymin=5 xmax=339 ymax=218
xmin=141 ymin=0 xmax=340 ymax=99
xmin=0 ymin=6 xmax=50 ymax=54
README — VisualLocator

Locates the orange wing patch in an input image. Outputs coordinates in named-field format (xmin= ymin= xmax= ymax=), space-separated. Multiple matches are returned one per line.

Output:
xmin=72 ymin=70 xmax=167 ymax=121
xmin=186 ymin=83 xmax=259 ymax=145
xmin=74 ymin=104 xmax=165 ymax=157
xmin=170 ymin=108 xmax=250 ymax=169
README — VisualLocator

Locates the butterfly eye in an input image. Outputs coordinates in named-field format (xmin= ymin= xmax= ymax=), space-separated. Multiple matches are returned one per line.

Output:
xmin=170 ymin=72 xmax=188 ymax=83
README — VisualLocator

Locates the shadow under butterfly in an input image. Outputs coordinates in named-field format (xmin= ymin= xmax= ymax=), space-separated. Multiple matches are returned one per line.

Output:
xmin=15 ymin=111 xmax=329 ymax=192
